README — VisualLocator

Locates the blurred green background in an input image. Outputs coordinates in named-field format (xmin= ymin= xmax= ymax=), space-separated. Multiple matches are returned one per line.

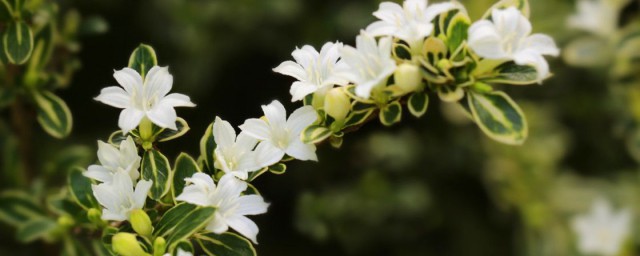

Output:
xmin=3 ymin=0 xmax=640 ymax=255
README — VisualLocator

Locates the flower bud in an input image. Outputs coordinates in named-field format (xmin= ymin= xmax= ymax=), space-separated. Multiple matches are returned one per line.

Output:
xmin=324 ymin=88 xmax=351 ymax=122
xmin=394 ymin=63 xmax=422 ymax=93
xmin=112 ymin=232 xmax=151 ymax=256
xmin=57 ymin=215 xmax=75 ymax=228
xmin=130 ymin=209 xmax=153 ymax=238
xmin=152 ymin=237 xmax=166 ymax=256
xmin=87 ymin=208 xmax=105 ymax=226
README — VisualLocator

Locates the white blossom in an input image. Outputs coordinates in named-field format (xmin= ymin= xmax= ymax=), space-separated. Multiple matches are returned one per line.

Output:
xmin=339 ymin=32 xmax=397 ymax=99
xmin=366 ymin=0 xmax=457 ymax=48
xmin=213 ymin=116 xmax=281 ymax=180
xmin=239 ymin=100 xmax=318 ymax=162
xmin=92 ymin=170 xmax=152 ymax=222
xmin=567 ymin=0 xmax=630 ymax=37
xmin=273 ymin=42 xmax=349 ymax=102
xmin=95 ymin=66 xmax=196 ymax=133
xmin=571 ymin=198 xmax=632 ymax=256
xmin=85 ymin=136 xmax=140 ymax=184
xmin=468 ymin=7 xmax=559 ymax=82
xmin=176 ymin=173 xmax=269 ymax=244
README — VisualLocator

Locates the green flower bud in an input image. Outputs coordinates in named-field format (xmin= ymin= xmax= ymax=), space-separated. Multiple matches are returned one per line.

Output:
xmin=112 ymin=232 xmax=151 ymax=256
xmin=152 ymin=237 xmax=166 ymax=256
xmin=394 ymin=63 xmax=422 ymax=93
xmin=324 ymin=88 xmax=351 ymax=122
xmin=130 ymin=209 xmax=153 ymax=238
xmin=87 ymin=208 xmax=105 ymax=226
xmin=57 ymin=215 xmax=75 ymax=228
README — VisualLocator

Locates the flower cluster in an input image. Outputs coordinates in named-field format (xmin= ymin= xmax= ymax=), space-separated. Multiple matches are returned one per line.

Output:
xmin=274 ymin=0 xmax=559 ymax=145
xmin=80 ymin=1 xmax=562 ymax=255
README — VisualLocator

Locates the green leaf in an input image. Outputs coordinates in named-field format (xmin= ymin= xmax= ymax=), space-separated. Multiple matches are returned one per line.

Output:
xmin=199 ymin=122 xmax=216 ymax=174
xmin=33 ymin=90 xmax=73 ymax=139
xmin=437 ymin=84 xmax=465 ymax=102
xmin=379 ymin=101 xmax=402 ymax=126
xmin=16 ymin=218 xmax=57 ymax=243
xmin=195 ymin=232 xmax=256 ymax=256
xmin=108 ymin=130 xmax=130 ymax=146
xmin=68 ymin=167 xmax=98 ymax=210
xmin=172 ymin=153 xmax=200 ymax=201
xmin=153 ymin=203 xmax=216 ymax=250
xmin=300 ymin=125 xmax=331 ymax=144
xmin=0 ymin=190 xmax=46 ymax=226
xmin=468 ymin=91 xmax=527 ymax=145
xmin=329 ymin=135 xmax=343 ymax=149
xmin=482 ymin=61 xmax=538 ymax=85
xmin=30 ymin=22 xmax=54 ymax=70
xmin=408 ymin=92 xmax=429 ymax=118
xmin=268 ymin=162 xmax=286 ymax=175
xmin=344 ymin=109 xmax=373 ymax=128
xmin=128 ymin=44 xmax=158 ymax=78
xmin=445 ymin=12 xmax=470 ymax=53
xmin=141 ymin=149 xmax=172 ymax=200
xmin=3 ymin=21 xmax=33 ymax=64
xmin=483 ymin=0 xmax=530 ymax=19
xmin=156 ymin=118 xmax=190 ymax=142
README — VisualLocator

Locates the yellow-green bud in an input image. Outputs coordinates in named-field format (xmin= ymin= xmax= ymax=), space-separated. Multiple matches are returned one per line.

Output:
xmin=130 ymin=209 xmax=153 ymax=238
xmin=87 ymin=208 xmax=104 ymax=226
xmin=112 ymin=233 xmax=151 ymax=256
xmin=324 ymin=88 xmax=351 ymax=122
xmin=139 ymin=117 xmax=154 ymax=150
xmin=153 ymin=237 xmax=167 ymax=256
xmin=57 ymin=215 xmax=75 ymax=228
xmin=394 ymin=63 xmax=422 ymax=93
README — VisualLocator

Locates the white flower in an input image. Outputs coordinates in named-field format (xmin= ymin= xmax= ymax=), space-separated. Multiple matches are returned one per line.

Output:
xmin=239 ymin=100 xmax=318 ymax=161
xmin=213 ymin=116 xmax=282 ymax=180
xmin=176 ymin=173 xmax=269 ymax=244
xmin=85 ymin=136 xmax=140 ymax=184
xmin=273 ymin=42 xmax=349 ymax=102
xmin=567 ymin=0 xmax=629 ymax=37
xmin=468 ymin=7 xmax=559 ymax=82
xmin=366 ymin=0 xmax=457 ymax=48
xmin=95 ymin=66 xmax=196 ymax=133
xmin=571 ymin=198 xmax=632 ymax=256
xmin=92 ymin=170 xmax=152 ymax=221
xmin=339 ymin=32 xmax=397 ymax=99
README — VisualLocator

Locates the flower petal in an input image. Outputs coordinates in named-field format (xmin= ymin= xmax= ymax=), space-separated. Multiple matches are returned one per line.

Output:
xmin=513 ymin=49 xmax=549 ymax=82
xmin=285 ymin=139 xmax=317 ymax=161
xmin=239 ymin=118 xmax=271 ymax=141
xmin=254 ymin=141 xmax=285 ymax=168
xmin=236 ymin=195 xmax=269 ymax=216
xmin=118 ymin=108 xmax=145 ymax=133
xmin=262 ymin=100 xmax=288 ymax=129
xmin=147 ymin=102 xmax=178 ymax=130
xmin=286 ymin=105 xmax=317 ymax=135
xmin=95 ymin=86 xmax=130 ymax=109
xmin=213 ymin=116 xmax=237 ymax=149
xmin=113 ymin=68 xmax=142 ymax=94
xmin=290 ymin=81 xmax=317 ymax=102
xmin=162 ymin=93 xmax=196 ymax=107
xmin=133 ymin=179 xmax=152 ymax=209
xmin=97 ymin=140 xmax=121 ymax=168
xmin=468 ymin=20 xmax=506 ymax=59
xmin=273 ymin=60 xmax=306 ymax=81
xmin=226 ymin=215 xmax=260 ymax=244
xmin=144 ymin=66 xmax=173 ymax=98
xmin=85 ymin=165 xmax=113 ymax=183
xmin=206 ymin=213 xmax=229 ymax=234
xmin=525 ymin=34 xmax=560 ymax=56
